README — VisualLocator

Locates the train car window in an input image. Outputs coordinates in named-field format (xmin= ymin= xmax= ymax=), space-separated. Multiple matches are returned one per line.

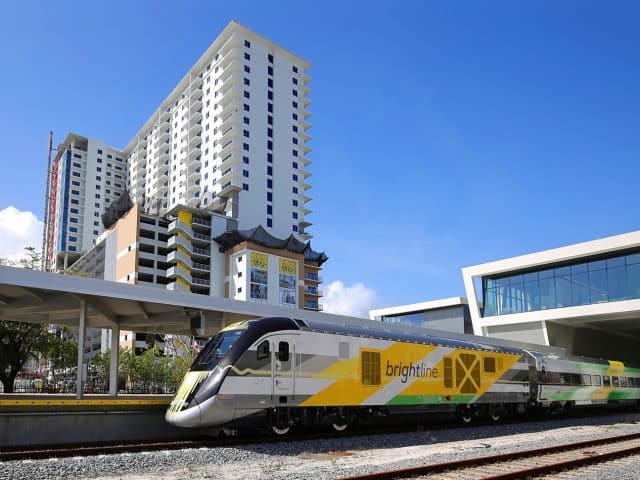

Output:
xmin=483 ymin=357 xmax=496 ymax=373
xmin=570 ymin=374 xmax=582 ymax=385
xmin=580 ymin=374 xmax=591 ymax=386
xmin=603 ymin=375 xmax=611 ymax=387
xmin=278 ymin=342 xmax=290 ymax=362
xmin=257 ymin=340 xmax=270 ymax=360
xmin=361 ymin=351 xmax=380 ymax=386
xmin=443 ymin=357 xmax=453 ymax=388
xmin=628 ymin=377 xmax=635 ymax=387
xmin=339 ymin=342 xmax=349 ymax=359
xmin=559 ymin=373 xmax=571 ymax=385
xmin=635 ymin=378 xmax=640 ymax=387
xmin=612 ymin=376 xmax=620 ymax=387
xmin=620 ymin=377 xmax=628 ymax=387
xmin=592 ymin=375 xmax=601 ymax=386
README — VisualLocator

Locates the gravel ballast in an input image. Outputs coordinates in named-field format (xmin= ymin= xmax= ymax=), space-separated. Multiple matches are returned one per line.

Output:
xmin=2 ymin=412 xmax=640 ymax=480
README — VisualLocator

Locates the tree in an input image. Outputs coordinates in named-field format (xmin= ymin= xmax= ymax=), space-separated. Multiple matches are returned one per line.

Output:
xmin=41 ymin=332 xmax=78 ymax=389
xmin=0 ymin=247 xmax=50 ymax=393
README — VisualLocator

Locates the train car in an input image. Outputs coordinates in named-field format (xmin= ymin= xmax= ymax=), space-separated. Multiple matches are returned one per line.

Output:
xmin=165 ymin=316 xmax=640 ymax=435
xmin=167 ymin=317 xmax=534 ymax=433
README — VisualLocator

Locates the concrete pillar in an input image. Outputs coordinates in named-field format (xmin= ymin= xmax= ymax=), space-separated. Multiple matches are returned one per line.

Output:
xmin=109 ymin=323 xmax=120 ymax=397
xmin=76 ymin=300 xmax=87 ymax=399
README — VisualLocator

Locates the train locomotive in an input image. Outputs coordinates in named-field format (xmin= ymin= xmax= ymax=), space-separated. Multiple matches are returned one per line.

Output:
xmin=166 ymin=316 xmax=640 ymax=434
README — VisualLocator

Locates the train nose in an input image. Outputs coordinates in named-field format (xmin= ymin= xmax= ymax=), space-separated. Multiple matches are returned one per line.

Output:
xmin=165 ymin=403 xmax=202 ymax=428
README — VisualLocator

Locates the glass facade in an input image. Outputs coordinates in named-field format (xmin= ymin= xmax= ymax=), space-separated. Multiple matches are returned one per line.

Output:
xmin=379 ymin=305 xmax=471 ymax=334
xmin=483 ymin=251 xmax=640 ymax=317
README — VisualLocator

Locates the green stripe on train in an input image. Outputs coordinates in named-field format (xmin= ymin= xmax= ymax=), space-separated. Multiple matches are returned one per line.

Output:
xmin=387 ymin=394 xmax=476 ymax=406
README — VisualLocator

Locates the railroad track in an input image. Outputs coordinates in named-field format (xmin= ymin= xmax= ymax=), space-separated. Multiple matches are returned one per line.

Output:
xmin=339 ymin=431 xmax=640 ymax=480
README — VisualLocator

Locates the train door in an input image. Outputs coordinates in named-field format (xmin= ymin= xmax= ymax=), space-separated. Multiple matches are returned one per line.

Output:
xmin=271 ymin=336 xmax=296 ymax=403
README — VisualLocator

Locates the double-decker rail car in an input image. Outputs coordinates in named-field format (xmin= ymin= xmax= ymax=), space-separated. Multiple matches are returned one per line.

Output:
xmin=166 ymin=317 xmax=640 ymax=435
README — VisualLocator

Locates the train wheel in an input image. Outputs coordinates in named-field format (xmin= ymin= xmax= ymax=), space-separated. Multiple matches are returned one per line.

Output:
xmin=270 ymin=424 xmax=291 ymax=436
xmin=490 ymin=408 xmax=503 ymax=422
xmin=459 ymin=406 xmax=473 ymax=424
xmin=331 ymin=420 xmax=349 ymax=432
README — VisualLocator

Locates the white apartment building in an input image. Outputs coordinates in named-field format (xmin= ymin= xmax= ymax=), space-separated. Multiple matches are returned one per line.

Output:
xmin=45 ymin=21 xmax=313 ymax=271
xmin=125 ymin=20 xmax=312 ymax=239
xmin=45 ymin=133 xmax=127 ymax=270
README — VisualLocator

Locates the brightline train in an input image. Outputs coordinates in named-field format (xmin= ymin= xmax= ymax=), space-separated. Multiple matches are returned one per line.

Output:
xmin=166 ymin=317 xmax=640 ymax=434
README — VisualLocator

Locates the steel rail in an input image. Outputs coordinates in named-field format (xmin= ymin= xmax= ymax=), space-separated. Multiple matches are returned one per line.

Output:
xmin=338 ymin=431 xmax=640 ymax=480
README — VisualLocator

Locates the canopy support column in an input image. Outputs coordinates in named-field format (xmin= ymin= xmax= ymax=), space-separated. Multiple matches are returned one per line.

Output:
xmin=109 ymin=323 xmax=120 ymax=397
xmin=75 ymin=300 xmax=87 ymax=399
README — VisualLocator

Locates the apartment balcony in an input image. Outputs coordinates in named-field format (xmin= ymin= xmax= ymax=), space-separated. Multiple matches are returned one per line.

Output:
xmin=192 ymin=216 xmax=211 ymax=228
xmin=304 ymin=287 xmax=323 ymax=296
xmin=219 ymin=180 xmax=241 ymax=197
xmin=221 ymin=49 xmax=242 ymax=70
xmin=167 ymin=281 xmax=190 ymax=293
xmin=191 ymin=75 xmax=203 ymax=89
xmin=299 ymin=219 xmax=313 ymax=229
xmin=304 ymin=301 xmax=323 ymax=311
xmin=301 ymin=97 xmax=311 ymax=107
xmin=219 ymin=166 xmax=240 ymax=186
xmin=304 ymin=273 xmax=323 ymax=283
xmin=192 ymin=277 xmax=210 ymax=286
xmin=188 ymin=120 xmax=202 ymax=134
xmin=187 ymin=166 xmax=200 ymax=183
xmin=301 ymin=168 xmax=312 ymax=179
xmin=188 ymin=132 xmax=202 ymax=146
xmin=218 ymin=138 xmax=238 ymax=161
xmin=167 ymin=234 xmax=192 ymax=251
xmin=167 ymin=249 xmax=192 ymax=267
xmin=302 ymin=156 xmax=311 ymax=167
xmin=300 ymin=119 xmax=312 ymax=131
xmin=219 ymin=100 xmax=240 ymax=121
xmin=219 ymin=36 xmax=240 ymax=58
xmin=302 ymin=144 xmax=311 ymax=154
xmin=191 ymin=108 xmax=203 ymax=122
xmin=300 ymin=206 xmax=312 ymax=215
xmin=301 ymin=108 xmax=311 ymax=119
xmin=191 ymin=246 xmax=210 ymax=259
xmin=191 ymin=261 xmax=210 ymax=272
xmin=167 ymin=264 xmax=192 ymax=284
xmin=302 ymin=85 xmax=311 ymax=95
xmin=158 ymin=129 xmax=170 ymax=142
xmin=188 ymin=146 xmax=201 ymax=161
xmin=191 ymin=231 xmax=210 ymax=245
xmin=302 ymin=73 xmax=312 ymax=84
xmin=168 ymin=219 xmax=194 ymax=239
xmin=189 ymin=97 xmax=203 ymax=113
xmin=301 ymin=181 xmax=312 ymax=191
xmin=186 ymin=182 xmax=200 ymax=196
xmin=220 ymin=72 xmax=242 ymax=95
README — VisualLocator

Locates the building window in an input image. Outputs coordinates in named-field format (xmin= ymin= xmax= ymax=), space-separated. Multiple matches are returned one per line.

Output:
xmin=292 ymin=162 xmax=298 ymax=169
xmin=244 ymin=39 xmax=250 ymax=48
xmin=250 ymin=253 xmax=268 ymax=301
xmin=292 ymin=199 xmax=298 ymax=206
xmin=244 ymin=65 xmax=250 ymax=73
xmin=243 ymin=116 xmax=250 ymax=125
xmin=267 ymin=128 xmax=273 ymax=138
xmin=292 ymin=101 xmax=298 ymax=108
xmin=68 ymin=246 xmax=76 ymax=252
xmin=267 ymin=166 xmax=273 ymax=176
xmin=267 ymin=90 xmax=273 ymax=100
xmin=71 ymin=199 xmax=79 ymax=205
xmin=244 ymin=91 xmax=250 ymax=99
xmin=267 ymin=218 xmax=273 ymax=228
xmin=292 ymin=174 xmax=298 ymax=181
xmin=72 ymin=171 xmax=81 ymax=177
xmin=279 ymin=269 xmax=297 ymax=307
xmin=244 ymin=78 xmax=250 ymax=86
xmin=268 ymin=78 xmax=273 ymax=88
xmin=69 ymin=217 xmax=78 ymax=223
xmin=243 ymin=143 xmax=249 ymax=151
xmin=267 ymin=140 xmax=273 ymax=150
xmin=243 ymin=129 xmax=250 ymax=138
xmin=244 ymin=52 xmax=250 ymax=61
xmin=267 ymin=53 xmax=273 ymax=63
xmin=292 ymin=150 xmax=298 ymax=157
xmin=243 ymin=103 xmax=250 ymax=112
xmin=268 ymin=103 xmax=273 ymax=113
xmin=243 ymin=169 xmax=249 ymax=178
xmin=243 ymin=183 xmax=249 ymax=191
xmin=267 ymin=179 xmax=273 ymax=188
xmin=267 ymin=205 xmax=272 ymax=215
xmin=293 ymin=125 xmax=298 ymax=132
xmin=292 ymin=212 xmax=298 ymax=219
xmin=267 ymin=192 xmax=273 ymax=201
xmin=268 ymin=65 xmax=273 ymax=76
xmin=267 ymin=115 xmax=273 ymax=125
xmin=237 ymin=287 xmax=242 ymax=293
xmin=293 ymin=65 xmax=298 ymax=73
xmin=97 ymin=149 xmax=103 ymax=154
xmin=267 ymin=153 xmax=273 ymax=163
xmin=293 ymin=186 xmax=298 ymax=194
xmin=293 ymin=77 xmax=298 ymax=85
xmin=243 ymin=156 xmax=249 ymax=164
xmin=69 ymin=226 xmax=78 ymax=233
xmin=292 ymin=225 xmax=298 ymax=232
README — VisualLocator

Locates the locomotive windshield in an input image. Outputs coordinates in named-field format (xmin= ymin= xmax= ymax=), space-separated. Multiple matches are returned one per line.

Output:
xmin=193 ymin=329 xmax=244 ymax=368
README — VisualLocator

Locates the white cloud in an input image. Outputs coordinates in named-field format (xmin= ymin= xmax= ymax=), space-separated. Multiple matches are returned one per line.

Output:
xmin=322 ymin=280 xmax=377 ymax=318
xmin=0 ymin=206 xmax=44 ymax=261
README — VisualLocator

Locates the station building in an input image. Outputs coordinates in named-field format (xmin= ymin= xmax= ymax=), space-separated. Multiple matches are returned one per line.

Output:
xmin=371 ymin=231 xmax=640 ymax=362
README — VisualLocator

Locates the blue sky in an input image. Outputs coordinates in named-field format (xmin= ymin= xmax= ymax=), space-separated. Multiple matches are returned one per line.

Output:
xmin=0 ymin=1 xmax=639 ymax=314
